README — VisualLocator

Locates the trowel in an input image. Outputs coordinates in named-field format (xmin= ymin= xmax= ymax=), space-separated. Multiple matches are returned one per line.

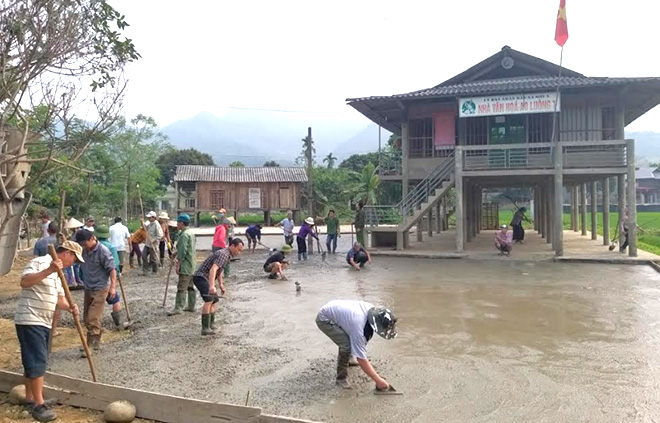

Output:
xmin=374 ymin=385 xmax=403 ymax=396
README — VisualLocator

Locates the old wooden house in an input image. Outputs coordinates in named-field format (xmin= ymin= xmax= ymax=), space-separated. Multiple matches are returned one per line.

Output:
xmin=173 ymin=166 xmax=307 ymax=225
xmin=348 ymin=46 xmax=660 ymax=256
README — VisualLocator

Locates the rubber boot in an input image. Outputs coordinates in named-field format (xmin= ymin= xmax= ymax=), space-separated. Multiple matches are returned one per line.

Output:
xmin=151 ymin=262 xmax=158 ymax=274
xmin=81 ymin=334 xmax=101 ymax=357
xmin=129 ymin=256 xmax=134 ymax=269
xmin=210 ymin=313 xmax=217 ymax=330
xmin=336 ymin=350 xmax=351 ymax=388
xmin=168 ymin=291 xmax=186 ymax=316
xmin=201 ymin=314 xmax=215 ymax=336
xmin=298 ymin=253 xmax=302 ymax=261
xmin=303 ymin=252 xmax=308 ymax=261
xmin=111 ymin=311 xmax=125 ymax=331
xmin=184 ymin=289 xmax=196 ymax=312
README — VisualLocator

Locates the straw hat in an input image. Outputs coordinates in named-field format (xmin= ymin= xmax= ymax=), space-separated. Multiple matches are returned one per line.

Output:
xmin=304 ymin=217 xmax=314 ymax=225
xmin=64 ymin=217 xmax=84 ymax=229
xmin=158 ymin=211 xmax=170 ymax=220
xmin=227 ymin=216 xmax=237 ymax=225
xmin=167 ymin=220 xmax=177 ymax=227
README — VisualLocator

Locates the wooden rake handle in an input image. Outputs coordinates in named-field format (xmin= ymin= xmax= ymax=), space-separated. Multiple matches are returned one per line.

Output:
xmin=48 ymin=245 xmax=97 ymax=382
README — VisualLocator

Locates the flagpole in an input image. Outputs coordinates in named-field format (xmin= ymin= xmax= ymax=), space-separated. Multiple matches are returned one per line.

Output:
xmin=550 ymin=46 xmax=563 ymax=144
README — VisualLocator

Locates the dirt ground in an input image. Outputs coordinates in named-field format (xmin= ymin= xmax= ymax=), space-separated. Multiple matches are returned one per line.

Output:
xmin=0 ymin=392 xmax=153 ymax=423
xmin=2 ymin=238 xmax=660 ymax=422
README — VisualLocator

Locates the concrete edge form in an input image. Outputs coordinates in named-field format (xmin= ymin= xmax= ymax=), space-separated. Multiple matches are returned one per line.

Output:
xmin=369 ymin=250 xmax=466 ymax=259
xmin=648 ymin=261 xmax=660 ymax=274
xmin=0 ymin=370 xmax=321 ymax=423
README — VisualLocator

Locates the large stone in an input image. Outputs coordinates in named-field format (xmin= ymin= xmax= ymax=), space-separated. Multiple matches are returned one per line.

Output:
xmin=8 ymin=384 xmax=26 ymax=404
xmin=104 ymin=400 xmax=136 ymax=423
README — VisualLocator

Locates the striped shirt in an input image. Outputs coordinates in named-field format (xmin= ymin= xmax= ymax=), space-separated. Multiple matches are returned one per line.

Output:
xmin=194 ymin=248 xmax=231 ymax=281
xmin=14 ymin=255 xmax=63 ymax=328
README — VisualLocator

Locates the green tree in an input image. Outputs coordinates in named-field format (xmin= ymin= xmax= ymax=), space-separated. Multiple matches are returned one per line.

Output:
xmin=0 ymin=0 xmax=139 ymax=267
xmin=263 ymin=160 xmax=280 ymax=167
xmin=155 ymin=148 xmax=215 ymax=186
xmin=353 ymin=162 xmax=380 ymax=205
xmin=323 ymin=153 xmax=338 ymax=169
xmin=338 ymin=152 xmax=379 ymax=173
xmin=228 ymin=161 xmax=245 ymax=168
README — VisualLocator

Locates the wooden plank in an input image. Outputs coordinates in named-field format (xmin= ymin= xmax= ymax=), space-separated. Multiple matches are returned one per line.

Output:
xmin=0 ymin=370 xmax=261 ymax=423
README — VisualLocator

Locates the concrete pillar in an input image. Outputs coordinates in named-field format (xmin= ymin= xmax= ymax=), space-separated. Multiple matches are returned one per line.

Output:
xmin=553 ymin=142 xmax=564 ymax=256
xmin=546 ymin=181 xmax=553 ymax=244
xmin=401 ymin=122 xmax=409 ymax=198
xmin=455 ymin=147 xmax=464 ymax=253
xmin=569 ymin=185 xmax=575 ymax=231
xmin=534 ymin=188 xmax=540 ymax=232
xmin=570 ymin=185 xmax=580 ymax=232
xmin=539 ymin=186 xmax=545 ymax=238
xmin=617 ymin=174 xmax=626 ymax=228
xmin=427 ymin=209 xmax=433 ymax=237
xmin=463 ymin=182 xmax=472 ymax=243
xmin=590 ymin=181 xmax=598 ymax=240
xmin=627 ymin=139 xmax=637 ymax=257
xmin=580 ymin=184 xmax=587 ymax=236
xmin=396 ymin=230 xmax=404 ymax=251
xmin=417 ymin=219 xmax=423 ymax=242
xmin=435 ymin=200 xmax=442 ymax=233
xmin=603 ymin=177 xmax=610 ymax=245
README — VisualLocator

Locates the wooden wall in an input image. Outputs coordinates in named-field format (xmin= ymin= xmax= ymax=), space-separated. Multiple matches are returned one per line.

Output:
xmin=195 ymin=182 xmax=301 ymax=211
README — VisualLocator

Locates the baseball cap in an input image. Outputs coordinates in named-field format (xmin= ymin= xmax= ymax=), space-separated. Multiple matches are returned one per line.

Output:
xmin=59 ymin=240 xmax=85 ymax=263
xmin=146 ymin=211 xmax=157 ymax=218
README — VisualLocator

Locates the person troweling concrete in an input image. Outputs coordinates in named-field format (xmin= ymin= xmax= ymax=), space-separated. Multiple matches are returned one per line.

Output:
xmin=263 ymin=245 xmax=292 ymax=280
xmin=245 ymin=224 xmax=262 ymax=253
xmin=296 ymin=217 xmax=319 ymax=261
xmin=346 ymin=242 xmax=371 ymax=270
xmin=316 ymin=300 xmax=397 ymax=390
xmin=494 ymin=224 xmax=513 ymax=256
xmin=193 ymin=238 xmax=244 ymax=335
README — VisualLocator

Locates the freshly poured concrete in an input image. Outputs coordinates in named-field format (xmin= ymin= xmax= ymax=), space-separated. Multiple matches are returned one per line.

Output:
xmin=2 ymin=238 xmax=659 ymax=422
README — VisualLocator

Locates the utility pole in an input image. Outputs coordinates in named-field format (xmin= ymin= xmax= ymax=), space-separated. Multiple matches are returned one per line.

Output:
xmin=306 ymin=127 xmax=314 ymax=254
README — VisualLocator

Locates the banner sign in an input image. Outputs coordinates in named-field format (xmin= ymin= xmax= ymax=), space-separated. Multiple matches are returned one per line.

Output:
xmin=248 ymin=188 xmax=261 ymax=209
xmin=459 ymin=92 xmax=560 ymax=118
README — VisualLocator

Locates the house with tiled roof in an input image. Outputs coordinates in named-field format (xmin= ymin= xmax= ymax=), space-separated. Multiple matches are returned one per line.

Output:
xmin=636 ymin=166 xmax=660 ymax=205
xmin=173 ymin=165 xmax=307 ymax=225
xmin=347 ymin=46 xmax=660 ymax=256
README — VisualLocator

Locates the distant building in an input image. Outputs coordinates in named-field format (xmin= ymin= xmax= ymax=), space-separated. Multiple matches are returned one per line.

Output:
xmin=173 ymin=165 xmax=308 ymax=225
xmin=636 ymin=166 xmax=660 ymax=205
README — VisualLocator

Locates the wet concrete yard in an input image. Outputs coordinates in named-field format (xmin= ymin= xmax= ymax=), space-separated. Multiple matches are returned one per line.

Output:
xmin=2 ymin=235 xmax=659 ymax=422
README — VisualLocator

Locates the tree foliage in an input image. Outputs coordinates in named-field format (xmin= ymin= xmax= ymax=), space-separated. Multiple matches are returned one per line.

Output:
xmin=338 ymin=152 xmax=379 ymax=173
xmin=228 ymin=161 xmax=245 ymax=168
xmin=263 ymin=160 xmax=280 ymax=167
xmin=155 ymin=148 xmax=214 ymax=186
xmin=0 ymin=0 xmax=139 ymax=243
xmin=323 ymin=153 xmax=337 ymax=169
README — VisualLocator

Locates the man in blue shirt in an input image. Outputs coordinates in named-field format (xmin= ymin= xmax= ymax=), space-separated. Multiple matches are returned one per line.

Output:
xmin=245 ymin=224 xmax=262 ymax=253
xmin=346 ymin=242 xmax=371 ymax=271
xmin=33 ymin=222 xmax=59 ymax=257
xmin=95 ymin=225 xmax=130 ymax=331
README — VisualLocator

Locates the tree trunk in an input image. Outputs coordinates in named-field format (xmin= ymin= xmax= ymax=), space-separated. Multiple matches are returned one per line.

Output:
xmin=58 ymin=190 xmax=66 ymax=230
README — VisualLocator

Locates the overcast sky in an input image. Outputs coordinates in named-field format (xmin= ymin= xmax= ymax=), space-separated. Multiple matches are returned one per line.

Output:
xmin=110 ymin=0 xmax=660 ymax=132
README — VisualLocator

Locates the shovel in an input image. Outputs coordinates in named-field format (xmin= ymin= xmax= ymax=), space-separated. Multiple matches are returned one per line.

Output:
xmin=316 ymin=239 xmax=327 ymax=261
xmin=374 ymin=384 xmax=403 ymax=396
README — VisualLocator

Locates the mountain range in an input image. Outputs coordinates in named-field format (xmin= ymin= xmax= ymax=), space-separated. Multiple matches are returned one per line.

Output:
xmin=161 ymin=110 xmax=390 ymax=166
xmin=160 ymin=111 xmax=660 ymax=166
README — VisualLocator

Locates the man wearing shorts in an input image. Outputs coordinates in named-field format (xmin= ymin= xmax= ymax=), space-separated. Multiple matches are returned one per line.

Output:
xmin=193 ymin=238 xmax=244 ymax=335
xmin=263 ymin=245 xmax=291 ymax=280
xmin=15 ymin=240 xmax=83 ymax=421
xmin=74 ymin=229 xmax=117 ymax=353
xmin=346 ymin=241 xmax=371 ymax=271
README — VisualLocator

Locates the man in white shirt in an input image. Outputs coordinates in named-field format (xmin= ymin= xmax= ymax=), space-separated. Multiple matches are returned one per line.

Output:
xmin=109 ymin=217 xmax=131 ymax=273
xmin=275 ymin=211 xmax=295 ymax=247
xmin=83 ymin=215 xmax=95 ymax=231
xmin=141 ymin=211 xmax=163 ymax=274
xmin=316 ymin=300 xmax=397 ymax=390
xmin=15 ymin=240 xmax=83 ymax=422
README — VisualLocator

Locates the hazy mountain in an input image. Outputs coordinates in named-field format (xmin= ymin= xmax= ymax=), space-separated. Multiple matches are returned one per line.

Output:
xmin=626 ymin=131 xmax=660 ymax=163
xmin=161 ymin=109 xmax=382 ymax=166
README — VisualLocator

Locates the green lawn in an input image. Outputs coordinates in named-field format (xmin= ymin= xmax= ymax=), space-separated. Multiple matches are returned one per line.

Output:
xmin=498 ymin=210 xmax=660 ymax=255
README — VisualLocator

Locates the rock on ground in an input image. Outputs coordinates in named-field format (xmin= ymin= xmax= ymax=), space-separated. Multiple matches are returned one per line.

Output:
xmin=104 ymin=400 xmax=136 ymax=422
xmin=8 ymin=385 xmax=25 ymax=405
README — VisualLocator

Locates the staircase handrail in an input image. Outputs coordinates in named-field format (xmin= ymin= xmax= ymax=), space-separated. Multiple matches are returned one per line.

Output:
xmin=398 ymin=152 xmax=455 ymax=214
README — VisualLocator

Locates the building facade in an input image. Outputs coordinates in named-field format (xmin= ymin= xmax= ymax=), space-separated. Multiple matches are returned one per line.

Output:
xmin=348 ymin=46 xmax=660 ymax=256
xmin=173 ymin=166 xmax=307 ymax=225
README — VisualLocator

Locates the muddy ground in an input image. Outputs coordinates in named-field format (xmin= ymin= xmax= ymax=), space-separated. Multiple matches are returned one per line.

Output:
xmin=1 ymin=236 xmax=660 ymax=422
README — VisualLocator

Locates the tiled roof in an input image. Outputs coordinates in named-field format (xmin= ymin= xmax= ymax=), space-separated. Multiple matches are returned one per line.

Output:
xmin=347 ymin=76 xmax=660 ymax=103
xmin=174 ymin=166 xmax=308 ymax=183
xmin=636 ymin=166 xmax=660 ymax=180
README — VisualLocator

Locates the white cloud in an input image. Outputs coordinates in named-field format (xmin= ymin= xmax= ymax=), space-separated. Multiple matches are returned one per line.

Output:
xmin=110 ymin=0 xmax=660 ymax=130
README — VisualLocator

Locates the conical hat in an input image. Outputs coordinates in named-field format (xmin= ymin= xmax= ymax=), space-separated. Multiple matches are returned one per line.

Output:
xmin=64 ymin=217 xmax=84 ymax=229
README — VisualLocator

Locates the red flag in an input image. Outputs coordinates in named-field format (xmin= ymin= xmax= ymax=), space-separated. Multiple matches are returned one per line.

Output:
xmin=555 ymin=0 xmax=568 ymax=46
